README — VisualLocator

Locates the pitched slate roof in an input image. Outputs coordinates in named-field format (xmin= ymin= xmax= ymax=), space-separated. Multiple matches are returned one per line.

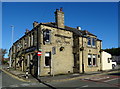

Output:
xmin=40 ymin=22 xmax=97 ymax=37
xmin=12 ymin=22 xmax=101 ymax=46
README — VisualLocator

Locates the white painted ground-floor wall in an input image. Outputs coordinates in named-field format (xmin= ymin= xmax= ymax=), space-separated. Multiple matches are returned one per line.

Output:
xmin=101 ymin=51 xmax=113 ymax=70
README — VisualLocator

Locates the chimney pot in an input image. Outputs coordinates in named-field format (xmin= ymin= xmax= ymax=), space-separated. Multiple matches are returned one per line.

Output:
xmin=56 ymin=9 xmax=59 ymax=11
xmin=33 ymin=21 xmax=39 ymax=28
xmin=25 ymin=29 xmax=29 ymax=34
xmin=77 ymin=26 xmax=81 ymax=30
xmin=60 ymin=7 xmax=63 ymax=11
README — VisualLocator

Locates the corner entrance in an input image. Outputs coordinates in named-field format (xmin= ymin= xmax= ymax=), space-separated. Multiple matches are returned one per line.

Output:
xmin=31 ymin=54 xmax=38 ymax=78
xmin=73 ymin=53 xmax=79 ymax=73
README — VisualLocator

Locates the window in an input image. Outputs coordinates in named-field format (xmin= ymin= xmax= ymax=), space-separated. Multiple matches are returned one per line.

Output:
xmin=88 ymin=54 xmax=97 ymax=66
xmin=108 ymin=58 xmax=110 ymax=63
xmin=25 ymin=59 xmax=27 ymax=66
xmin=27 ymin=54 xmax=30 ymax=67
xmin=43 ymin=29 xmax=51 ymax=44
xmin=87 ymin=37 xmax=96 ymax=47
xmin=15 ymin=45 xmax=17 ymax=52
xmin=19 ymin=41 xmax=22 ymax=50
xmin=30 ymin=53 xmax=33 ymax=61
xmin=24 ymin=38 xmax=27 ymax=48
xmin=13 ymin=46 xmax=15 ymax=53
xmin=23 ymin=39 xmax=25 ymax=49
xmin=87 ymin=37 xmax=91 ymax=46
xmin=28 ymin=36 xmax=31 ymax=47
xmin=92 ymin=38 xmax=96 ymax=47
xmin=93 ymin=55 xmax=97 ymax=66
xmin=31 ymin=33 xmax=34 ymax=46
xmin=45 ymin=52 xmax=51 ymax=67
xmin=18 ymin=59 xmax=22 ymax=67
xmin=17 ymin=43 xmax=20 ymax=51
xmin=88 ymin=54 xmax=92 ymax=66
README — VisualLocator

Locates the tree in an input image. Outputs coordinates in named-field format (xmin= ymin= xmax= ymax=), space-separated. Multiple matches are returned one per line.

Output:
xmin=0 ymin=48 xmax=7 ymax=64
xmin=103 ymin=47 xmax=120 ymax=56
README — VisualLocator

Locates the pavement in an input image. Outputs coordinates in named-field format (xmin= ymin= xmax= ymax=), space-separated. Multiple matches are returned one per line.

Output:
xmin=0 ymin=65 xmax=119 ymax=83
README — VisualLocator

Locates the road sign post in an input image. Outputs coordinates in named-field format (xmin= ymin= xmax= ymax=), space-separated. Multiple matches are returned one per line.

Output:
xmin=52 ymin=47 xmax=56 ymax=77
xmin=37 ymin=51 xmax=42 ymax=56
xmin=37 ymin=51 xmax=42 ymax=76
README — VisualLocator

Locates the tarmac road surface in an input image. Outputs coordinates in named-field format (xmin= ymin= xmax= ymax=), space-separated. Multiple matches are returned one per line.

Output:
xmin=1 ymin=69 xmax=120 ymax=89
xmin=51 ymin=71 xmax=120 ymax=88
xmin=0 ymin=69 xmax=2 ymax=89
xmin=1 ymin=70 xmax=48 ymax=88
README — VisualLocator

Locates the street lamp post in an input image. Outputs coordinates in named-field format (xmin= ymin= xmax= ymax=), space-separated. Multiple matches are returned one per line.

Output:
xmin=11 ymin=25 xmax=14 ymax=46
xmin=9 ymin=25 xmax=14 ymax=68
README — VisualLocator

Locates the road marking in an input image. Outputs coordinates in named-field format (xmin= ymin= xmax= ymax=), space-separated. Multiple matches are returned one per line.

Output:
xmin=30 ymin=83 xmax=38 ymax=86
xmin=104 ymin=78 xmax=118 ymax=82
xmin=9 ymin=84 xmax=19 ymax=87
xmin=82 ymin=85 xmax=88 ymax=87
xmin=20 ymin=83 xmax=30 ymax=86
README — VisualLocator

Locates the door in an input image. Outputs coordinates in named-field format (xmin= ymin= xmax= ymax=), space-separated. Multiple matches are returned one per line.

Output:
xmin=33 ymin=54 xmax=38 ymax=77
xmin=73 ymin=53 xmax=79 ymax=73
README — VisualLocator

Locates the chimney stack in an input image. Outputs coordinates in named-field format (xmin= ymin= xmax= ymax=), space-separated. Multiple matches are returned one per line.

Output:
xmin=33 ymin=21 xmax=39 ymax=28
xmin=77 ymin=26 xmax=81 ymax=30
xmin=54 ymin=7 xmax=65 ymax=28
xmin=25 ymin=29 xmax=29 ymax=34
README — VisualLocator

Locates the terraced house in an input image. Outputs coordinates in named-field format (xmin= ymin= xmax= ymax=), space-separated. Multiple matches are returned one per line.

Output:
xmin=9 ymin=8 xmax=102 ymax=77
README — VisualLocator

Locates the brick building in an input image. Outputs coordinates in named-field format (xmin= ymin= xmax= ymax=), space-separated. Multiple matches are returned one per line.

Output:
xmin=9 ymin=8 xmax=102 ymax=77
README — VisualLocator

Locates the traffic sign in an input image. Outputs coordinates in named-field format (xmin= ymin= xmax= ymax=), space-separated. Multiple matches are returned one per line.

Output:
xmin=38 ymin=51 xmax=42 ymax=56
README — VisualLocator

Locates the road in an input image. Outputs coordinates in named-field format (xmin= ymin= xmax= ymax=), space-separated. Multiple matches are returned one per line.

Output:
xmin=50 ymin=72 xmax=120 ymax=88
xmin=0 ymin=70 xmax=2 ymax=89
xmin=1 ymin=70 xmax=120 ymax=89
xmin=1 ymin=70 xmax=48 ymax=88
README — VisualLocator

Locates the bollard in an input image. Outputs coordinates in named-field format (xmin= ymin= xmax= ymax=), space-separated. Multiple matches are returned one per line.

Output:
xmin=25 ymin=68 xmax=29 ymax=79
xmin=7 ymin=67 xmax=10 ymax=71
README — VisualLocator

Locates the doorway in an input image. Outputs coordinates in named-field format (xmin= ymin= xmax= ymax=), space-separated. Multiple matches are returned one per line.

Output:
xmin=32 ymin=54 xmax=38 ymax=77
xmin=73 ymin=53 xmax=79 ymax=73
